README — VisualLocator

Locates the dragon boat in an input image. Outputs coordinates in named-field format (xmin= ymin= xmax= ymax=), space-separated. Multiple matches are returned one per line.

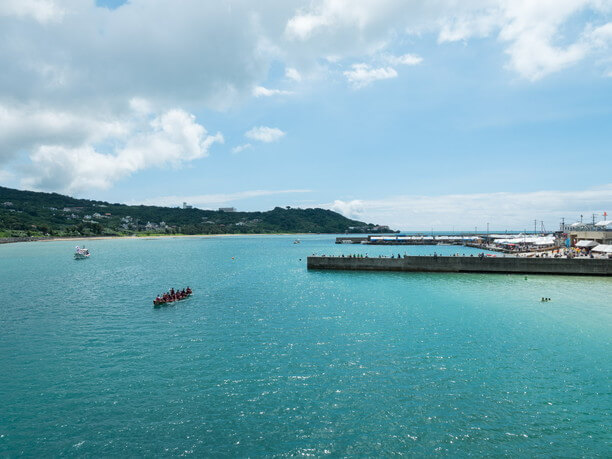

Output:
xmin=153 ymin=289 xmax=192 ymax=307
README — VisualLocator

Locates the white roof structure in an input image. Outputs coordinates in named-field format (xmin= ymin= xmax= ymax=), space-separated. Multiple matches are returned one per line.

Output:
xmin=534 ymin=236 xmax=556 ymax=245
xmin=369 ymin=235 xmax=479 ymax=242
xmin=594 ymin=220 xmax=612 ymax=228
xmin=494 ymin=236 xmax=555 ymax=246
xmin=576 ymin=240 xmax=598 ymax=248
xmin=592 ymin=244 xmax=612 ymax=253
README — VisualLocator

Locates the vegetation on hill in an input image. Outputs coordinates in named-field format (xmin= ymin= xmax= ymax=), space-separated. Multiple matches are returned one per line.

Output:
xmin=0 ymin=186 xmax=394 ymax=238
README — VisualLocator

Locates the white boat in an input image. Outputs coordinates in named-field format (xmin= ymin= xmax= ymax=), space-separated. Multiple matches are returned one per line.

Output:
xmin=293 ymin=239 xmax=301 ymax=244
xmin=74 ymin=246 xmax=90 ymax=259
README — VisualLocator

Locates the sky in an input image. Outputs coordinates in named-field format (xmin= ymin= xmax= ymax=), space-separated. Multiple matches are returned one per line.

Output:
xmin=0 ymin=0 xmax=611 ymax=231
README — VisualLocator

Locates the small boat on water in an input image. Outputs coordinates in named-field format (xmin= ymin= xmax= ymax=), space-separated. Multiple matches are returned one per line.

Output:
xmin=293 ymin=239 xmax=301 ymax=244
xmin=153 ymin=287 xmax=193 ymax=307
xmin=74 ymin=246 xmax=90 ymax=259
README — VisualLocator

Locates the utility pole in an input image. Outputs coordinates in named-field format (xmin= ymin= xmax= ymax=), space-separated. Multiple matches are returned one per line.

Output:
xmin=534 ymin=219 xmax=537 ymax=235
xmin=561 ymin=217 xmax=565 ymax=232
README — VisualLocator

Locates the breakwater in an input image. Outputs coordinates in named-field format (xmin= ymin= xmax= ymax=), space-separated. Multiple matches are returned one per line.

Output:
xmin=335 ymin=236 xmax=470 ymax=245
xmin=307 ymin=255 xmax=612 ymax=276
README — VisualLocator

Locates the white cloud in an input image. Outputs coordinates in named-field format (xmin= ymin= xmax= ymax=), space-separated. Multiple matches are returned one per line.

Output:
xmin=0 ymin=103 xmax=130 ymax=164
xmin=343 ymin=63 xmax=398 ymax=88
xmin=136 ymin=189 xmax=312 ymax=208
xmin=384 ymin=53 xmax=423 ymax=66
xmin=585 ymin=20 xmax=612 ymax=76
xmin=122 ymin=109 xmax=223 ymax=164
xmin=436 ymin=1 xmax=612 ymax=80
xmin=22 ymin=109 xmax=223 ymax=193
xmin=0 ymin=1 xmax=610 ymax=193
xmin=495 ymin=1 xmax=592 ymax=80
xmin=588 ymin=22 xmax=612 ymax=48
xmin=1 ymin=1 xmax=609 ymax=122
xmin=245 ymin=126 xmax=286 ymax=143
xmin=330 ymin=199 xmax=365 ymax=219
xmin=253 ymin=86 xmax=294 ymax=97
xmin=285 ymin=12 xmax=331 ymax=40
xmin=340 ymin=53 xmax=422 ymax=88
xmin=285 ymin=67 xmax=302 ymax=81
xmin=0 ymin=1 xmax=279 ymax=118
xmin=0 ymin=0 xmax=64 ymax=24
xmin=232 ymin=143 xmax=252 ymax=154
xmin=129 ymin=97 xmax=153 ymax=116
xmin=286 ymin=0 xmax=612 ymax=81
xmin=326 ymin=185 xmax=612 ymax=230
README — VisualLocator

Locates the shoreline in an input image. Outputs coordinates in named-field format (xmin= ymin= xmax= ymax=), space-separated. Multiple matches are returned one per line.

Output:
xmin=0 ymin=233 xmax=318 ymax=244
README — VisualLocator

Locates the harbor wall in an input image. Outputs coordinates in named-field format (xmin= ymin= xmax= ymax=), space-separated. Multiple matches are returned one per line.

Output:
xmin=307 ymin=256 xmax=612 ymax=276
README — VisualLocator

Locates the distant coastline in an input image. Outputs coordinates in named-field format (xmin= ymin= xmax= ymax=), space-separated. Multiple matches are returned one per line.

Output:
xmin=0 ymin=233 xmax=316 ymax=245
xmin=1 ymin=185 xmax=394 ymax=239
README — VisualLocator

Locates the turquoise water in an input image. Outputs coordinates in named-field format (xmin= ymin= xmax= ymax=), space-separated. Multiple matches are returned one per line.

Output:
xmin=1 ymin=235 xmax=610 ymax=456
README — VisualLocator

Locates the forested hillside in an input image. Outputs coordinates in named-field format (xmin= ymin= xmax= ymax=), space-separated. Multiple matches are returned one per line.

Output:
xmin=0 ymin=186 xmax=393 ymax=237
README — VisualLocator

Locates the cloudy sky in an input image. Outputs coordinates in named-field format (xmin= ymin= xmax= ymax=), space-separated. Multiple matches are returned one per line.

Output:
xmin=0 ymin=0 xmax=611 ymax=230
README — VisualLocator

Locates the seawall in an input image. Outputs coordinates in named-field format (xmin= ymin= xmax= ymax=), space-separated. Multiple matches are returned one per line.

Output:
xmin=307 ymin=256 xmax=612 ymax=276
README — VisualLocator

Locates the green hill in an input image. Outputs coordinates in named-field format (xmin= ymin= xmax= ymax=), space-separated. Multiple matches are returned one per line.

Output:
xmin=0 ymin=186 xmax=394 ymax=238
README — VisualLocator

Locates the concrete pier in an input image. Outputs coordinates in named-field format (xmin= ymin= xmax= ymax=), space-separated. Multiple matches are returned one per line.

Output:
xmin=307 ymin=256 xmax=612 ymax=276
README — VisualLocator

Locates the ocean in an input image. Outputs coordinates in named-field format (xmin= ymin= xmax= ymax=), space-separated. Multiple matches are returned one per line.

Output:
xmin=1 ymin=235 xmax=610 ymax=456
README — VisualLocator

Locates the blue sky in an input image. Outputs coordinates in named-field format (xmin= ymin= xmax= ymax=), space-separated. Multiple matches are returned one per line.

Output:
xmin=0 ymin=0 xmax=611 ymax=230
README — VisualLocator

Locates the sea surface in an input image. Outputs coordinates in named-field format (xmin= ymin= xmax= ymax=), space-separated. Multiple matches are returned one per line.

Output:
xmin=0 ymin=235 xmax=610 ymax=456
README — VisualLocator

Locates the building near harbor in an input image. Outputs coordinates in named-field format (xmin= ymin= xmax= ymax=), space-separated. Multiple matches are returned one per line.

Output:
xmin=568 ymin=220 xmax=612 ymax=246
